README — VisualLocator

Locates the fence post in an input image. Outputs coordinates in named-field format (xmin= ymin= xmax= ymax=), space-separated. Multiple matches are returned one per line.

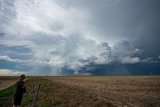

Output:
xmin=31 ymin=83 xmax=40 ymax=107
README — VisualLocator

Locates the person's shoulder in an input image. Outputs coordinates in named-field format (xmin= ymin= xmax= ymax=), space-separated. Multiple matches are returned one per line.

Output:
xmin=17 ymin=80 xmax=24 ymax=84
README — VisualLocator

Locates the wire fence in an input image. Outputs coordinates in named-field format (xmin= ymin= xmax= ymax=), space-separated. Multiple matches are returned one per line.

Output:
xmin=0 ymin=83 xmax=41 ymax=107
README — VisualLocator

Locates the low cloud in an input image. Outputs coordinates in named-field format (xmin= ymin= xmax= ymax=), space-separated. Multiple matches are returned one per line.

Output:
xmin=78 ymin=72 xmax=93 ymax=76
xmin=0 ymin=36 xmax=149 ymax=75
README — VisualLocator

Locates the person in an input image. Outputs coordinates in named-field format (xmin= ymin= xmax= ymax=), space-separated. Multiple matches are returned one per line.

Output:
xmin=13 ymin=74 xmax=26 ymax=107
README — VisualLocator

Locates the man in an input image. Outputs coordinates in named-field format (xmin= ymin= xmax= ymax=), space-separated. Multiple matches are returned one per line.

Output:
xmin=13 ymin=74 xmax=26 ymax=107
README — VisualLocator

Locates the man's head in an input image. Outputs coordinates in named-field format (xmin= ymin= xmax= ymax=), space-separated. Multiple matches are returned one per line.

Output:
xmin=20 ymin=74 xmax=26 ymax=80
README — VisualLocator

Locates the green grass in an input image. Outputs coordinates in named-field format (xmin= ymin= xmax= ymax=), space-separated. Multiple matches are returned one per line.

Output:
xmin=0 ymin=77 xmax=48 ymax=107
xmin=0 ymin=85 xmax=15 ymax=97
xmin=53 ymin=97 xmax=62 ymax=106
xmin=0 ymin=84 xmax=15 ymax=107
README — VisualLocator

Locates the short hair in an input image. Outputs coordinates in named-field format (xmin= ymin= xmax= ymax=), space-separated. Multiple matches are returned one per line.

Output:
xmin=20 ymin=74 xmax=25 ymax=79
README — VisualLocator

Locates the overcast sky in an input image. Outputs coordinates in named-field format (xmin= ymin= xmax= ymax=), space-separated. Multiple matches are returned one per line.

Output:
xmin=0 ymin=0 xmax=160 ymax=76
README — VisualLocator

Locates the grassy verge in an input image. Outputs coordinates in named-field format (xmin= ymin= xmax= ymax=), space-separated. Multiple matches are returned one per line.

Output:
xmin=0 ymin=77 xmax=62 ymax=107
xmin=0 ymin=85 xmax=15 ymax=97
xmin=0 ymin=84 xmax=15 ymax=107
xmin=22 ymin=77 xmax=62 ymax=107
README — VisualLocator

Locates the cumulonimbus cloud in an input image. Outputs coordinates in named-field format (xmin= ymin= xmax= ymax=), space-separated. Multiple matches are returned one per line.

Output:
xmin=0 ymin=0 xmax=158 ymax=75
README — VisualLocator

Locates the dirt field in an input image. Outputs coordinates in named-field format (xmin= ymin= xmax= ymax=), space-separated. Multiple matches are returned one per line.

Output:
xmin=45 ymin=76 xmax=160 ymax=107
xmin=0 ymin=76 xmax=160 ymax=107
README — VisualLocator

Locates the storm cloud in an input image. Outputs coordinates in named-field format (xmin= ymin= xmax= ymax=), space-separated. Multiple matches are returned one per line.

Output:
xmin=0 ymin=0 xmax=160 ymax=75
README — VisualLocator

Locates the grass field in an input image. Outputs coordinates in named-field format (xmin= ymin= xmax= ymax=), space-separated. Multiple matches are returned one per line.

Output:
xmin=0 ymin=76 xmax=160 ymax=107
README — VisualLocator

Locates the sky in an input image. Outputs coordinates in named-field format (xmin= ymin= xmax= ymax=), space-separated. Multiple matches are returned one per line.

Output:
xmin=0 ymin=0 xmax=160 ymax=76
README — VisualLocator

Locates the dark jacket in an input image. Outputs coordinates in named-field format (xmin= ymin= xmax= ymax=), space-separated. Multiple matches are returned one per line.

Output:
xmin=13 ymin=80 xmax=26 ymax=105
xmin=14 ymin=80 xmax=26 ymax=95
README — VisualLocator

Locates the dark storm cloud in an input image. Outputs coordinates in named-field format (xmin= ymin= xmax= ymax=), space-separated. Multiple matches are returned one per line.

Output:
xmin=0 ymin=0 xmax=160 ymax=75
xmin=56 ymin=0 xmax=160 ymax=54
